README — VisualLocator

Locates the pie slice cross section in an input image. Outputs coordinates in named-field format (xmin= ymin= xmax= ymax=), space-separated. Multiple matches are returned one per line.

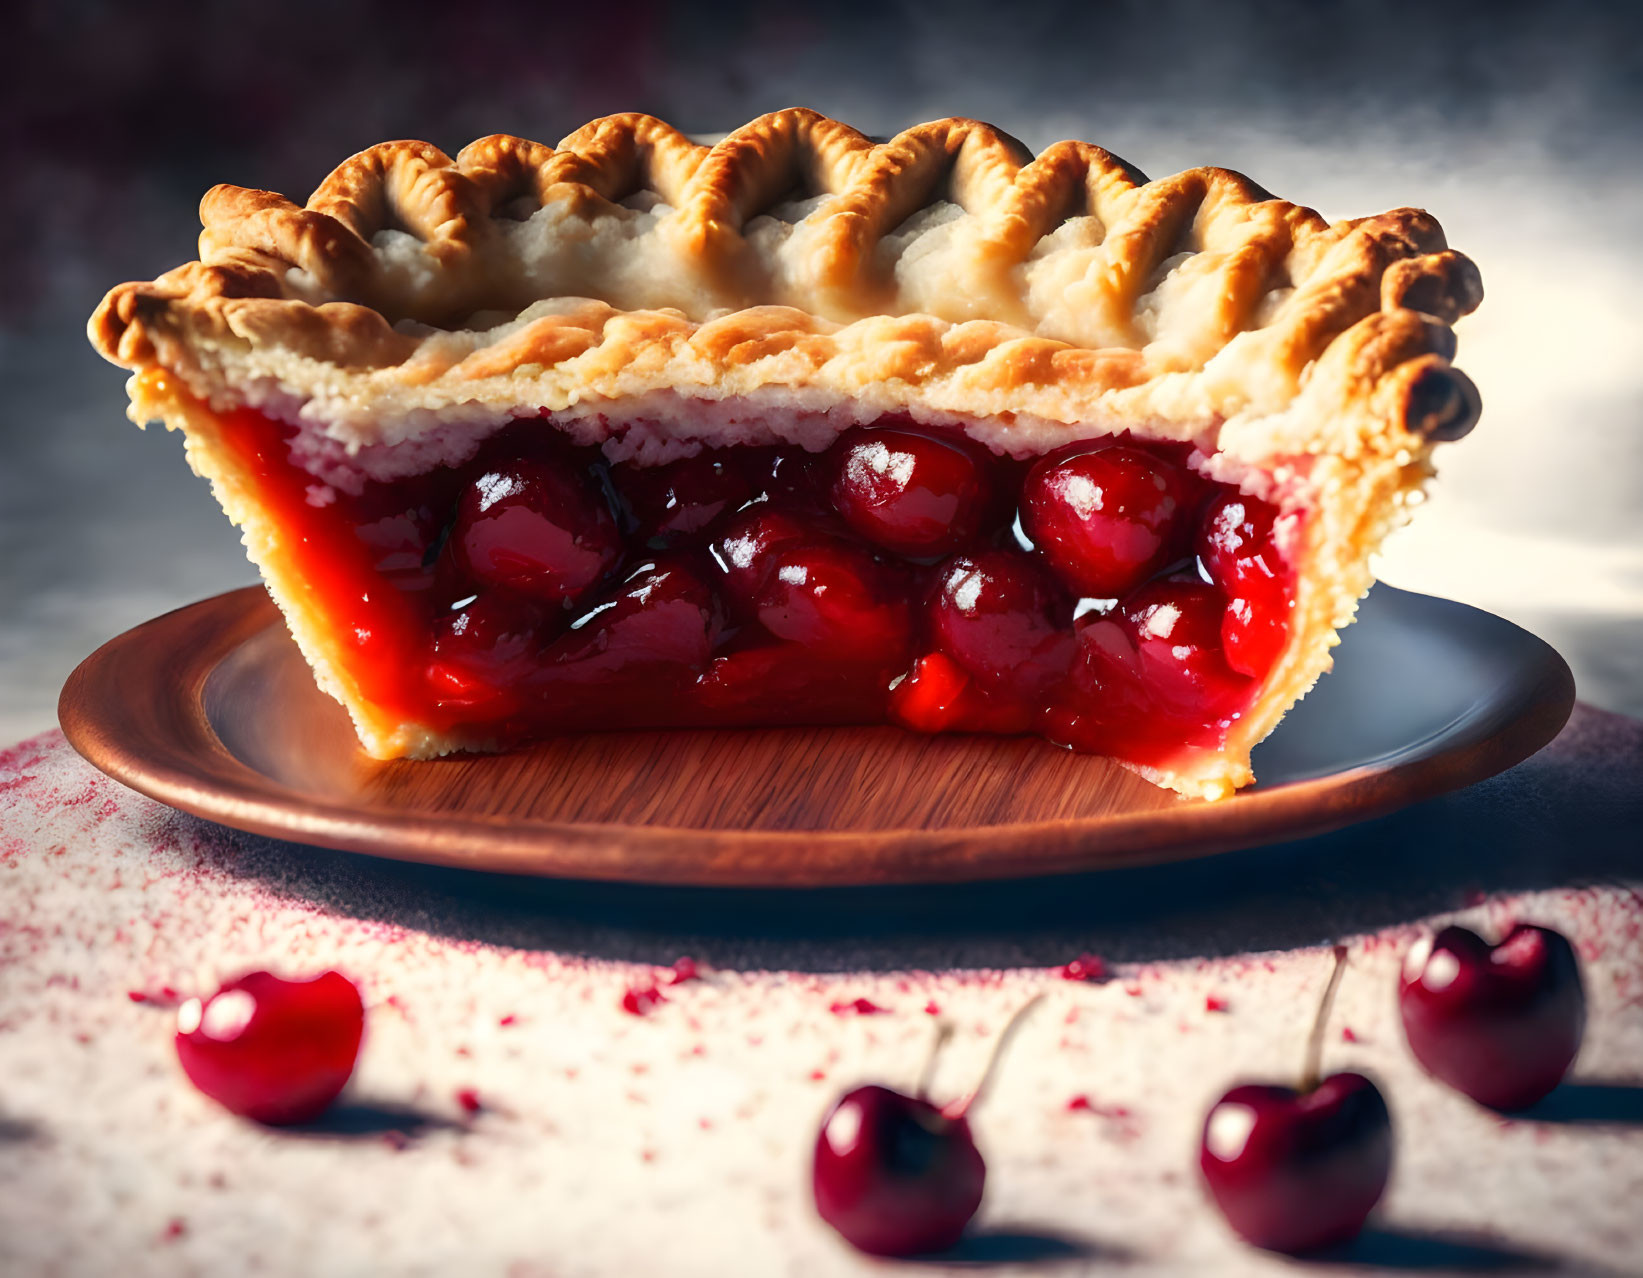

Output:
xmin=89 ymin=109 xmax=1484 ymax=799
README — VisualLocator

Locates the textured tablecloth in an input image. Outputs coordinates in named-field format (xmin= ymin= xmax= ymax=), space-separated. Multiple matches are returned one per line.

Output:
xmin=2 ymin=707 xmax=1641 ymax=1277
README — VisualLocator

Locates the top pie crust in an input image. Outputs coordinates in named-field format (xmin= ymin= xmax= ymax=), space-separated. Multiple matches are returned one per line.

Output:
xmin=86 ymin=109 xmax=1485 ymax=796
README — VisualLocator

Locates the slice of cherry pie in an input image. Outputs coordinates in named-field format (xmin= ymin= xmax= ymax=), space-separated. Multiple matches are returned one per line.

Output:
xmin=89 ymin=110 xmax=1483 ymax=799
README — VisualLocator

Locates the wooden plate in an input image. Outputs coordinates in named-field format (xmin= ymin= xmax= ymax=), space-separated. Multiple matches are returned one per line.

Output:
xmin=58 ymin=585 xmax=1573 ymax=887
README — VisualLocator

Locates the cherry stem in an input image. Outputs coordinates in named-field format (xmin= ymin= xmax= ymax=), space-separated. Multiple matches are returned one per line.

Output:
xmin=916 ymin=1020 xmax=955 ymax=1100
xmin=945 ymin=995 xmax=1044 ymax=1120
xmin=1301 ymin=945 xmax=1350 ymax=1094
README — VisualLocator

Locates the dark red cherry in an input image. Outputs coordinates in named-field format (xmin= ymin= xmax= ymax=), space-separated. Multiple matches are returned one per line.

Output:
xmin=810 ymin=997 xmax=1040 ymax=1258
xmin=742 ymin=446 xmax=827 ymax=509
xmin=174 ymin=971 xmax=364 ymax=1125
xmin=535 ymin=559 xmax=724 ymax=689
xmin=1020 ymin=442 xmax=1194 ymax=596
xmin=612 ymin=453 xmax=752 ymax=545
xmin=813 ymin=1084 xmax=985 ymax=1257
xmin=1200 ymin=947 xmax=1390 ymax=1254
xmin=1399 ymin=924 xmax=1585 ymax=1111
xmin=1196 ymin=492 xmax=1292 ymax=676
xmin=1200 ymin=1074 xmax=1392 ymax=1254
xmin=426 ymin=592 xmax=548 ymax=708
xmin=928 ymin=551 xmax=1075 ymax=702
xmin=452 ymin=456 xmax=622 ymax=605
xmin=710 ymin=507 xmax=813 ymax=607
xmin=1121 ymin=580 xmax=1250 ymax=714
xmin=753 ymin=542 xmax=912 ymax=664
xmin=1070 ymin=580 xmax=1251 ymax=732
xmin=829 ymin=427 xmax=997 ymax=557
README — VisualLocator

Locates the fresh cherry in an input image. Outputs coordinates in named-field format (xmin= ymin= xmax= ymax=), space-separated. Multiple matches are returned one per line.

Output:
xmin=1200 ymin=947 xmax=1391 ymax=1254
xmin=1195 ymin=492 xmax=1292 ymax=677
xmin=812 ymin=1000 xmax=1040 ymax=1257
xmin=1202 ymin=1076 xmax=1392 ymax=1255
xmin=174 ymin=971 xmax=364 ymax=1125
xmin=452 ymin=455 xmax=622 ymax=606
xmin=813 ymin=1084 xmax=984 ymax=1257
xmin=612 ymin=453 xmax=752 ymax=545
xmin=829 ymin=426 xmax=997 ymax=557
xmin=927 ymin=550 xmax=1075 ymax=702
xmin=1020 ymin=442 xmax=1194 ymax=597
xmin=1399 ymin=923 xmax=1586 ymax=1111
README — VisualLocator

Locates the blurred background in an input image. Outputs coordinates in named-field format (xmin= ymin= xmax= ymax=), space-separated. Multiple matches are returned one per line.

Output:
xmin=3 ymin=0 xmax=1640 ymax=742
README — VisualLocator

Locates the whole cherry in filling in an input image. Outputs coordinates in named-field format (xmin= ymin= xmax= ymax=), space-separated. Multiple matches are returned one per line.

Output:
xmin=1057 ymin=578 xmax=1253 ymax=754
xmin=711 ymin=507 xmax=815 ymax=605
xmin=1197 ymin=491 xmax=1292 ymax=677
xmin=612 ymin=453 xmax=753 ymax=546
xmin=829 ymin=426 xmax=998 ymax=557
xmin=453 ymin=453 xmax=622 ymax=606
xmin=713 ymin=509 xmax=912 ymax=664
xmin=534 ymin=557 xmax=724 ymax=698
xmin=427 ymin=592 xmax=551 ymax=711
xmin=813 ymin=1000 xmax=1041 ymax=1257
xmin=754 ymin=541 xmax=912 ymax=663
xmin=1118 ymin=580 xmax=1252 ymax=719
xmin=1020 ymin=441 xmax=1195 ymax=597
xmin=928 ymin=551 xmax=1075 ymax=702
xmin=174 ymin=971 xmax=365 ymax=1125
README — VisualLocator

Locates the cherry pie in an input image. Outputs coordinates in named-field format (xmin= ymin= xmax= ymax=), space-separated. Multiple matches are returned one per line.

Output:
xmin=89 ymin=110 xmax=1483 ymax=798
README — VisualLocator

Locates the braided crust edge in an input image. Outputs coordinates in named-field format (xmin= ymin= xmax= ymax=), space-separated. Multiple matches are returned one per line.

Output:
xmin=89 ymin=109 xmax=1481 ymax=459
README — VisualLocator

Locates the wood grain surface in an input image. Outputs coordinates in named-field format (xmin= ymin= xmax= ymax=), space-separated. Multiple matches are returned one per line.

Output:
xmin=58 ymin=587 xmax=1575 ymax=886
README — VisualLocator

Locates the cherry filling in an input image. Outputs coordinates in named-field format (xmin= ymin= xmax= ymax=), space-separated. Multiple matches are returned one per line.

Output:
xmin=213 ymin=406 xmax=1301 ymax=768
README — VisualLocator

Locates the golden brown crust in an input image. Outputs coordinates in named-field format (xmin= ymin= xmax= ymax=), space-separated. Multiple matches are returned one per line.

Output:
xmin=89 ymin=109 xmax=1480 ymax=441
xmin=91 ymin=109 xmax=1486 ymax=798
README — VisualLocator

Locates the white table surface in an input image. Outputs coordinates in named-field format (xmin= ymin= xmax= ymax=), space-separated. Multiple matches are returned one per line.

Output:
xmin=3 ymin=706 xmax=1641 ymax=1276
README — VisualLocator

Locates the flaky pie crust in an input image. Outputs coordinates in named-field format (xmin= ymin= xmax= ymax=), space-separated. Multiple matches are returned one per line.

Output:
xmin=89 ymin=109 xmax=1484 ymax=798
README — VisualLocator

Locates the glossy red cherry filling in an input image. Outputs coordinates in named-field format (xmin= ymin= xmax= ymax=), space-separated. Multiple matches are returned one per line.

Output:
xmin=454 ymin=455 xmax=622 ymax=607
xmin=212 ymin=408 xmax=1302 ymax=769
xmin=927 ymin=552 xmax=1074 ymax=703
xmin=1021 ymin=443 xmax=1197 ymax=596
xmin=1050 ymin=579 xmax=1256 ymax=758
xmin=831 ymin=427 xmax=1000 ymax=557
xmin=1197 ymin=492 xmax=1297 ymax=677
